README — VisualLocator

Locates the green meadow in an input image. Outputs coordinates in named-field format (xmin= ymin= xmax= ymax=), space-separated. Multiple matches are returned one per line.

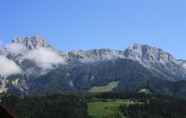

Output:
xmin=88 ymin=99 xmax=130 ymax=118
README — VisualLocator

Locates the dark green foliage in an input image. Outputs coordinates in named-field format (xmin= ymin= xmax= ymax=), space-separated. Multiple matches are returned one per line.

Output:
xmin=1 ymin=94 xmax=88 ymax=118
xmin=2 ymin=92 xmax=186 ymax=118
xmin=0 ymin=105 xmax=14 ymax=118
xmin=120 ymin=95 xmax=186 ymax=118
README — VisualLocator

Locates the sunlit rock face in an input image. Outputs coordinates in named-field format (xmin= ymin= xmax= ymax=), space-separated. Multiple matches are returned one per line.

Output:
xmin=67 ymin=49 xmax=125 ymax=63
xmin=11 ymin=35 xmax=50 ymax=50
xmin=124 ymin=43 xmax=176 ymax=64
xmin=5 ymin=35 xmax=51 ymax=59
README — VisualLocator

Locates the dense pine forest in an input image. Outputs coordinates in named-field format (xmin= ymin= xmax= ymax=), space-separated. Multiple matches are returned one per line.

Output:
xmin=0 ymin=92 xmax=186 ymax=118
xmin=0 ymin=94 xmax=88 ymax=118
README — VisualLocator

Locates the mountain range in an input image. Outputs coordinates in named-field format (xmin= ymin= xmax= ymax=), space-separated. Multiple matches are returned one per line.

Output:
xmin=0 ymin=36 xmax=186 ymax=96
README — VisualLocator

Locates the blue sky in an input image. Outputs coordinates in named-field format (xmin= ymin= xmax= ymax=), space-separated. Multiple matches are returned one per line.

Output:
xmin=0 ymin=0 xmax=186 ymax=59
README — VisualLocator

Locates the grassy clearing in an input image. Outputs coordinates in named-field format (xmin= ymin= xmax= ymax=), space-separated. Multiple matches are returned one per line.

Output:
xmin=88 ymin=99 xmax=129 ymax=118
xmin=89 ymin=81 xmax=119 ymax=93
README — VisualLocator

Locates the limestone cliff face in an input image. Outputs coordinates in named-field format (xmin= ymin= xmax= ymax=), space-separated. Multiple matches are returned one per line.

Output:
xmin=12 ymin=35 xmax=49 ymax=50
xmin=123 ymin=44 xmax=186 ymax=81
xmin=124 ymin=43 xmax=176 ymax=64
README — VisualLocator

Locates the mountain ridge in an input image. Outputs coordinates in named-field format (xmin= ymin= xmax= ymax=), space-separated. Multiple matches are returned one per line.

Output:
xmin=0 ymin=36 xmax=186 ymax=96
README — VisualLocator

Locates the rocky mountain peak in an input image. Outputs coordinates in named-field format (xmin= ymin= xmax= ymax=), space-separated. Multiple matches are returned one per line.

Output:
xmin=125 ymin=43 xmax=175 ymax=64
xmin=67 ymin=49 xmax=125 ymax=63
xmin=12 ymin=35 xmax=49 ymax=50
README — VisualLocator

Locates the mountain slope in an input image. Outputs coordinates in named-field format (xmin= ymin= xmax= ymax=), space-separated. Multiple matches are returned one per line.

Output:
xmin=0 ymin=36 xmax=186 ymax=96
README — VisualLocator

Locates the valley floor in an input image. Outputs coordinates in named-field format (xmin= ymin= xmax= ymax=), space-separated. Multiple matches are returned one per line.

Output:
xmin=88 ymin=99 xmax=130 ymax=118
xmin=88 ymin=97 xmax=146 ymax=118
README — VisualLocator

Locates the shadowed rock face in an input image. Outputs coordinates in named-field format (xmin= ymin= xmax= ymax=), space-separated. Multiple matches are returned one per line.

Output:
xmin=12 ymin=36 xmax=49 ymax=50
xmin=0 ymin=105 xmax=15 ymax=118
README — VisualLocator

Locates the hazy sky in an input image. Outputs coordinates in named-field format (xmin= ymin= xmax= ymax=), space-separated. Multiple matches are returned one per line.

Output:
xmin=0 ymin=0 xmax=186 ymax=59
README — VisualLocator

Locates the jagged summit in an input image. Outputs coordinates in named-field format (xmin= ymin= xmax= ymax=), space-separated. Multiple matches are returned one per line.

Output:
xmin=12 ymin=35 xmax=50 ymax=50
xmin=125 ymin=43 xmax=175 ymax=64
xmin=67 ymin=48 xmax=125 ymax=63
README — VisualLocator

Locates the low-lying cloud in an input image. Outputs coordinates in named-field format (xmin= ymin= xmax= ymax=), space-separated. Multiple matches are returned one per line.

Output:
xmin=6 ymin=43 xmax=27 ymax=54
xmin=0 ymin=55 xmax=22 ymax=77
xmin=23 ymin=48 xmax=65 ymax=70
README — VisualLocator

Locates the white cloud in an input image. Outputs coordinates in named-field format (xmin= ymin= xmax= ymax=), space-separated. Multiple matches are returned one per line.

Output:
xmin=23 ymin=48 xmax=65 ymax=70
xmin=0 ymin=56 xmax=22 ymax=77
xmin=6 ymin=43 xmax=27 ymax=54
